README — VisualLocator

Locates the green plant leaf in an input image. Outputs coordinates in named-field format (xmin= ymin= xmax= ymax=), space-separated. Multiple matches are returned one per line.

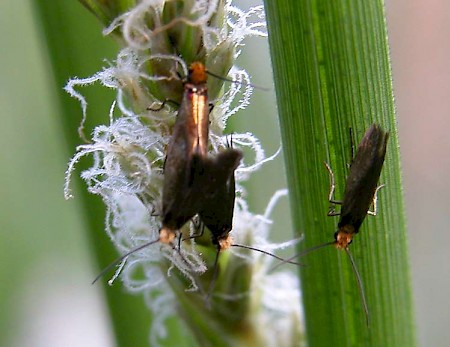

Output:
xmin=31 ymin=1 xmax=165 ymax=345
xmin=263 ymin=0 xmax=416 ymax=346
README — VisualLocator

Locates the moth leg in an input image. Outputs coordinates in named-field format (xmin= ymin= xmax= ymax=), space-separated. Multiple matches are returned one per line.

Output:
xmin=177 ymin=232 xmax=183 ymax=250
xmin=324 ymin=162 xmax=342 ymax=216
xmin=225 ymin=133 xmax=234 ymax=149
xmin=208 ymin=102 xmax=215 ymax=114
xmin=182 ymin=218 xmax=205 ymax=242
xmin=147 ymin=98 xmax=180 ymax=112
xmin=367 ymin=184 xmax=385 ymax=216
xmin=327 ymin=209 xmax=341 ymax=217
xmin=148 ymin=203 xmax=160 ymax=217
xmin=348 ymin=127 xmax=355 ymax=166
xmin=191 ymin=218 xmax=205 ymax=239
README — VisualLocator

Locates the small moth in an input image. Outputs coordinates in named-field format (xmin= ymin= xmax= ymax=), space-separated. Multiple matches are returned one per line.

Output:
xmin=93 ymin=62 xmax=212 ymax=282
xmin=160 ymin=62 xmax=210 ymax=243
xmin=330 ymin=123 xmax=389 ymax=249
xmin=289 ymin=124 xmax=389 ymax=325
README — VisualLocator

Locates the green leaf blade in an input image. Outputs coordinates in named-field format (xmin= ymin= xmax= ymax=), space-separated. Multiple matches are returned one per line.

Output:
xmin=264 ymin=0 xmax=416 ymax=346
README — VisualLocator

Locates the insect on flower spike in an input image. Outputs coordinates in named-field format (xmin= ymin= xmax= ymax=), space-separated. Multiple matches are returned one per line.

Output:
xmin=159 ymin=61 xmax=259 ymax=240
xmin=160 ymin=62 xmax=209 ymax=240
xmin=94 ymin=62 xmax=211 ymax=286
xmin=200 ymin=143 xmax=303 ymax=266
xmin=280 ymin=124 xmax=389 ymax=326
xmin=198 ymin=139 xmax=301 ymax=301
xmin=159 ymin=61 xmax=246 ymax=253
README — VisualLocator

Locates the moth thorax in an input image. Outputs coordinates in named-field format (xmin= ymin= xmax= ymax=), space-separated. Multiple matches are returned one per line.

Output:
xmin=189 ymin=62 xmax=207 ymax=84
xmin=218 ymin=235 xmax=233 ymax=251
xmin=335 ymin=225 xmax=355 ymax=249
xmin=159 ymin=227 xmax=176 ymax=244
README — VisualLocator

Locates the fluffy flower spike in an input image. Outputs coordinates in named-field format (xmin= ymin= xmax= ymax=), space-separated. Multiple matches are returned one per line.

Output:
xmin=66 ymin=1 xmax=302 ymax=345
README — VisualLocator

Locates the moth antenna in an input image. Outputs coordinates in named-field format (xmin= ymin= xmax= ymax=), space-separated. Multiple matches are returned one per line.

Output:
xmin=271 ymin=240 xmax=336 ymax=271
xmin=345 ymin=247 xmax=370 ymax=327
xmin=231 ymin=244 xmax=303 ymax=265
xmin=92 ymin=238 xmax=160 ymax=284
xmin=206 ymin=70 xmax=269 ymax=91
xmin=205 ymin=248 xmax=221 ymax=307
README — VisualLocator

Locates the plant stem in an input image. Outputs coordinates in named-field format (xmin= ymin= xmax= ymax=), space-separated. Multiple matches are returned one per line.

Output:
xmin=31 ymin=2 xmax=161 ymax=345
xmin=263 ymin=0 xmax=416 ymax=345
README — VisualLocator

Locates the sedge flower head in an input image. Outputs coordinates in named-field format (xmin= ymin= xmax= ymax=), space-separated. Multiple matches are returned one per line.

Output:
xmin=65 ymin=0 xmax=303 ymax=345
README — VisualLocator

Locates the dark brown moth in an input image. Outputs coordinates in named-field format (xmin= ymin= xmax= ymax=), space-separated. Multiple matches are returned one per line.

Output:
xmin=197 ymin=138 xmax=301 ymax=300
xmin=159 ymin=61 xmax=210 ymax=243
xmin=93 ymin=62 xmax=268 ymax=284
xmin=199 ymin=147 xmax=300 ymax=263
xmin=327 ymin=124 xmax=389 ymax=325
xmin=93 ymin=62 xmax=296 ymax=285
xmin=330 ymin=123 xmax=389 ymax=249
xmin=194 ymin=134 xmax=301 ymax=258
xmin=93 ymin=62 xmax=212 ymax=283
xmin=327 ymin=124 xmax=388 ymax=325
xmin=195 ymin=145 xmax=242 ymax=299
xmin=198 ymin=148 xmax=243 ymax=250
xmin=286 ymin=124 xmax=389 ymax=325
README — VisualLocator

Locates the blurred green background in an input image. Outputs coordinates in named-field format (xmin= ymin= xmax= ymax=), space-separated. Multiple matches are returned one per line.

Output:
xmin=0 ymin=1 xmax=449 ymax=346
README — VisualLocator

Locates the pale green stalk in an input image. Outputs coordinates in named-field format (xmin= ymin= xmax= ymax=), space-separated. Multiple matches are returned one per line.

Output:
xmin=32 ymin=1 xmax=166 ymax=345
